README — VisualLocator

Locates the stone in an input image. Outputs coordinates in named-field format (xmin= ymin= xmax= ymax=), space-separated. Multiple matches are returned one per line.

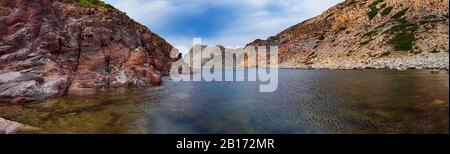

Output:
xmin=0 ymin=117 xmax=22 ymax=134
xmin=0 ymin=117 xmax=39 ymax=134
xmin=0 ymin=0 xmax=177 ymax=103
xmin=431 ymin=69 xmax=440 ymax=74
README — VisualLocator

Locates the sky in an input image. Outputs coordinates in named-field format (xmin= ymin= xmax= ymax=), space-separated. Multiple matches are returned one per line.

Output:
xmin=103 ymin=0 xmax=343 ymax=54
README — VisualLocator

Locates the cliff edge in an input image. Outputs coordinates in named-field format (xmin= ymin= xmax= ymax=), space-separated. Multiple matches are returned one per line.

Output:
xmin=0 ymin=0 xmax=176 ymax=103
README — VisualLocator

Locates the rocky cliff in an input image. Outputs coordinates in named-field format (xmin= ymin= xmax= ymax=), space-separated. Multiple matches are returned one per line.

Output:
xmin=247 ymin=0 xmax=449 ymax=70
xmin=0 ymin=0 xmax=176 ymax=103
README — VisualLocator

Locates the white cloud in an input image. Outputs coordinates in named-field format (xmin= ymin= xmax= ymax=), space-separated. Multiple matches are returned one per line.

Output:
xmin=104 ymin=0 xmax=344 ymax=54
xmin=104 ymin=0 xmax=172 ymax=30
xmin=204 ymin=0 xmax=344 ymax=47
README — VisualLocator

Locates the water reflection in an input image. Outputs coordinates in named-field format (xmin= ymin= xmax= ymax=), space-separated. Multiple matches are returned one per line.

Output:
xmin=0 ymin=69 xmax=448 ymax=134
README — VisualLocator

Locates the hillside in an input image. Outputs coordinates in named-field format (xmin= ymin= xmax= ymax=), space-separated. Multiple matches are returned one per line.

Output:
xmin=247 ymin=0 xmax=449 ymax=70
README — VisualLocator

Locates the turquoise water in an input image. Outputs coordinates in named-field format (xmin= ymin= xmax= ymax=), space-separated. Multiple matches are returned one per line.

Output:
xmin=0 ymin=69 xmax=448 ymax=134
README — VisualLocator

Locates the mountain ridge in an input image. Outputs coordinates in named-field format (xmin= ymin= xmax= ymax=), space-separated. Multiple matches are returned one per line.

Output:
xmin=247 ymin=0 xmax=449 ymax=70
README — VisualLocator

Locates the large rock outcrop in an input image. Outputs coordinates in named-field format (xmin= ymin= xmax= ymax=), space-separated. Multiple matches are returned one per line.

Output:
xmin=0 ymin=117 xmax=39 ymax=134
xmin=247 ymin=0 xmax=449 ymax=70
xmin=0 ymin=0 xmax=176 ymax=103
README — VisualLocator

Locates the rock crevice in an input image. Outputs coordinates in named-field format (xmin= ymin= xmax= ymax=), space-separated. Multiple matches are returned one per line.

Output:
xmin=0 ymin=0 xmax=176 ymax=103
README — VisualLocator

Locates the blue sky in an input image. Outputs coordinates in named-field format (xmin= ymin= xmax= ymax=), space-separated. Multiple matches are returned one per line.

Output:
xmin=104 ymin=0 xmax=343 ymax=54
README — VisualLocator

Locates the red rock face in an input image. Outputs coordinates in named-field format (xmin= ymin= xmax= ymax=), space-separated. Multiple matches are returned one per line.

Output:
xmin=0 ymin=0 xmax=176 ymax=103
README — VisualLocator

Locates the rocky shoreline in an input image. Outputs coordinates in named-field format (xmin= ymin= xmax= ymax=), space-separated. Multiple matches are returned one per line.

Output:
xmin=0 ymin=117 xmax=39 ymax=134
xmin=278 ymin=52 xmax=449 ymax=71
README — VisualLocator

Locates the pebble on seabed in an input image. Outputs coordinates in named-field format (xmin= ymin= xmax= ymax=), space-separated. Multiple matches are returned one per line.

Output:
xmin=431 ymin=70 xmax=440 ymax=74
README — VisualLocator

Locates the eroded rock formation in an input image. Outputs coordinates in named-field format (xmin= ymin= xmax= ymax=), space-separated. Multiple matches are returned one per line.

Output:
xmin=0 ymin=0 xmax=176 ymax=103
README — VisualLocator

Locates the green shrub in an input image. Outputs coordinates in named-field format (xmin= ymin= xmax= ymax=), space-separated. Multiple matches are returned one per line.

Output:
xmin=368 ymin=8 xmax=379 ymax=20
xmin=389 ymin=33 xmax=415 ymax=51
xmin=387 ymin=18 xmax=419 ymax=34
xmin=369 ymin=0 xmax=384 ymax=7
xmin=72 ymin=0 xmax=115 ymax=9
xmin=382 ymin=17 xmax=418 ymax=51
xmin=391 ymin=8 xmax=409 ymax=19
xmin=317 ymin=33 xmax=325 ymax=40
xmin=367 ymin=0 xmax=384 ymax=20
xmin=381 ymin=6 xmax=393 ymax=16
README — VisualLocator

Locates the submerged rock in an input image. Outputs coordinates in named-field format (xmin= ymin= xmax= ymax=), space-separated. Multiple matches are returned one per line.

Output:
xmin=0 ymin=117 xmax=39 ymax=134
xmin=0 ymin=0 xmax=177 ymax=103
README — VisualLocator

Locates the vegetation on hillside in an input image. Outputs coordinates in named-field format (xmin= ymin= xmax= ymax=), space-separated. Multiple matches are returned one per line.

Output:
xmin=67 ymin=0 xmax=115 ymax=9
xmin=389 ymin=33 xmax=415 ymax=51
xmin=380 ymin=6 xmax=393 ymax=16
xmin=363 ymin=0 xmax=416 ymax=51
xmin=392 ymin=8 xmax=409 ymax=19
xmin=367 ymin=0 xmax=384 ymax=20
xmin=387 ymin=18 xmax=418 ymax=51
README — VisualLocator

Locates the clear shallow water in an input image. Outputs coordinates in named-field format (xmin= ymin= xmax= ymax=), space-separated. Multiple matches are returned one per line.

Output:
xmin=0 ymin=69 xmax=448 ymax=134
